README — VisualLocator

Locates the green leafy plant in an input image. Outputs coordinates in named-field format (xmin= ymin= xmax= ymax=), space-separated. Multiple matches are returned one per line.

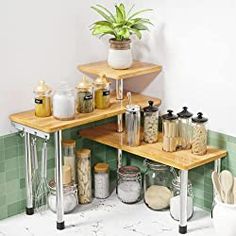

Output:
xmin=90 ymin=3 xmax=153 ymax=41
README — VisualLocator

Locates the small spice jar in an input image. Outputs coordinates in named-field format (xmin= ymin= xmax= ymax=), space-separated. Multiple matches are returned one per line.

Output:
xmin=77 ymin=149 xmax=92 ymax=204
xmin=143 ymin=101 xmax=159 ymax=144
xmin=177 ymin=107 xmax=193 ymax=150
xmin=76 ymin=76 xmax=95 ymax=113
xmin=53 ymin=82 xmax=76 ymax=120
xmin=94 ymin=163 xmax=110 ymax=199
xmin=162 ymin=110 xmax=179 ymax=152
xmin=94 ymin=75 xmax=110 ymax=109
xmin=117 ymin=166 xmax=142 ymax=204
xmin=33 ymin=80 xmax=52 ymax=117
xmin=192 ymin=112 xmax=208 ymax=155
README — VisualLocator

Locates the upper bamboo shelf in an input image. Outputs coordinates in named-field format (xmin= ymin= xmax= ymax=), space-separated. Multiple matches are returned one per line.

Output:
xmin=9 ymin=92 xmax=161 ymax=133
xmin=78 ymin=61 xmax=162 ymax=80
xmin=80 ymin=123 xmax=227 ymax=170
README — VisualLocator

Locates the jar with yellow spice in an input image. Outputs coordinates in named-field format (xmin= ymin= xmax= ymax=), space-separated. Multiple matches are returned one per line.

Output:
xmin=94 ymin=75 xmax=110 ymax=109
xmin=34 ymin=80 xmax=52 ymax=117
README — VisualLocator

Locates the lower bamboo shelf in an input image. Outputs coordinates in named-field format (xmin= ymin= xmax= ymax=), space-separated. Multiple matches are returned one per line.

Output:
xmin=80 ymin=123 xmax=227 ymax=170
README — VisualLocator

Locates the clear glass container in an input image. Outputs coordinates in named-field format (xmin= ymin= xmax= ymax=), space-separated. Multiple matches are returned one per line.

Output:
xmin=192 ymin=112 xmax=208 ymax=155
xmin=144 ymin=160 xmax=174 ymax=210
xmin=53 ymin=82 xmax=76 ymax=120
xmin=177 ymin=107 xmax=193 ymax=150
xmin=143 ymin=101 xmax=159 ymax=144
xmin=77 ymin=149 xmax=92 ymax=204
xmin=162 ymin=110 xmax=179 ymax=152
xmin=76 ymin=76 xmax=95 ymax=113
xmin=34 ymin=80 xmax=52 ymax=117
xmin=117 ymin=166 xmax=142 ymax=204
xmin=94 ymin=75 xmax=110 ymax=109
xmin=170 ymin=176 xmax=194 ymax=221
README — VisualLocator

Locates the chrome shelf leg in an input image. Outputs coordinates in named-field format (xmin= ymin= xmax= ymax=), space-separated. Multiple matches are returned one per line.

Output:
xmin=54 ymin=130 xmax=64 ymax=230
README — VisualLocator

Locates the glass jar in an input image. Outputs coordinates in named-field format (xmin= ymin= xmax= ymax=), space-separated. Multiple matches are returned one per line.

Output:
xmin=48 ymin=180 xmax=78 ymax=214
xmin=117 ymin=166 xmax=142 ymax=204
xmin=33 ymin=80 xmax=52 ymax=117
xmin=94 ymin=75 xmax=110 ymax=109
xmin=94 ymin=163 xmax=110 ymax=199
xmin=53 ymin=81 xmax=76 ymax=120
xmin=170 ymin=176 xmax=194 ymax=221
xmin=192 ymin=112 xmax=208 ymax=155
xmin=143 ymin=101 xmax=159 ymax=144
xmin=77 ymin=149 xmax=92 ymax=204
xmin=162 ymin=110 xmax=179 ymax=152
xmin=63 ymin=140 xmax=76 ymax=183
xmin=177 ymin=107 xmax=193 ymax=150
xmin=144 ymin=160 xmax=174 ymax=210
xmin=76 ymin=76 xmax=95 ymax=113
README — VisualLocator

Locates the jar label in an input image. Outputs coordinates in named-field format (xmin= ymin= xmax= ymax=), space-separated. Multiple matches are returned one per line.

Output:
xmin=103 ymin=90 xmax=110 ymax=96
xmin=35 ymin=98 xmax=43 ymax=104
xmin=84 ymin=94 xmax=93 ymax=100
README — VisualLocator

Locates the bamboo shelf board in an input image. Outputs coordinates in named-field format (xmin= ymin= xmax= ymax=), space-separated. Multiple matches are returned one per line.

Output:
xmin=78 ymin=61 xmax=162 ymax=80
xmin=80 ymin=123 xmax=227 ymax=170
xmin=9 ymin=92 xmax=161 ymax=133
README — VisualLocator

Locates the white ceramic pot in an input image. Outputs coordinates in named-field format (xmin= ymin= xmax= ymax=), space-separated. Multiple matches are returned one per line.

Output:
xmin=107 ymin=39 xmax=133 ymax=70
xmin=213 ymin=198 xmax=236 ymax=236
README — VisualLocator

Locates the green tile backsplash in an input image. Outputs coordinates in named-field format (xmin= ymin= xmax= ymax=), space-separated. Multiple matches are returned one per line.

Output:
xmin=0 ymin=118 xmax=235 ymax=220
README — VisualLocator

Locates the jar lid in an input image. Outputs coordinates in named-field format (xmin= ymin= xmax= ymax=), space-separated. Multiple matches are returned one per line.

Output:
xmin=143 ymin=101 xmax=159 ymax=113
xmin=76 ymin=148 xmax=91 ymax=158
xmin=126 ymin=105 xmax=141 ymax=113
xmin=48 ymin=179 xmax=77 ymax=192
xmin=94 ymin=163 xmax=109 ymax=173
xmin=118 ymin=166 xmax=140 ymax=177
xmin=172 ymin=176 xmax=192 ymax=190
xmin=192 ymin=112 xmax=208 ymax=123
xmin=144 ymin=159 xmax=169 ymax=170
xmin=177 ymin=107 xmax=193 ymax=119
xmin=76 ymin=76 xmax=93 ymax=89
xmin=62 ymin=139 xmax=76 ymax=148
xmin=94 ymin=75 xmax=110 ymax=86
xmin=162 ymin=110 xmax=178 ymax=120
xmin=34 ymin=80 xmax=51 ymax=94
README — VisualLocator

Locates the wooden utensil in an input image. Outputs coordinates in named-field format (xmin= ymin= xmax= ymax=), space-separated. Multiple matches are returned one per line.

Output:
xmin=233 ymin=177 xmax=236 ymax=204
xmin=220 ymin=170 xmax=234 ymax=204
xmin=211 ymin=171 xmax=223 ymax=202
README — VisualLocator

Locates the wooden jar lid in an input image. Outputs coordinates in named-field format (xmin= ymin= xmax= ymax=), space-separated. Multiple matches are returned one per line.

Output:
xmin=94 ymin=163 xmax=109 ymax=173
xmin=76 ymin=148 xmax=91 ymax=158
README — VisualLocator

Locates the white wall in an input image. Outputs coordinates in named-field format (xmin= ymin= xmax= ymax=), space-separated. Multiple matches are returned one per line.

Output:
xmin=0 ymin=0 xmax=236 ymax=136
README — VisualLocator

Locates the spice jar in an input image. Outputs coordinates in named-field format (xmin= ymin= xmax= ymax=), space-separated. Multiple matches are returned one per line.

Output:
xmin=177 ymin=107 xmax=193 ymax=150
xmin=192 ymin=112 xmax=208 ymax=155
xmin=143 ymin=101 xmax=159 ymax=144
xmin=77 ymin=149 xmax=92 ymax=204
xmin=63 ymin=140 xmax=76 ymax=183
xmin=170 ymin=176 xmax=194 ymax=221
xmin=162 ymin=110 xmax=179 ymax=152
xmin=117 ymin=166 xmax=142 ymax=204
xmin=76 ymin=76 xmax=95 ymax=113
xmin=94 ymin=163 xmax=110 ymax=199
xmin=144 ymin=160 xmax=174 ymax=210
xmin=94 ymin=75 xmax=110 ymax=109
xmin=53 ymin=82 xmax=76 ymax=120
xmin=34 ymin=80 xmax=52 ymax=117
xmin=48 ymin=180 xmax=78 ymax=214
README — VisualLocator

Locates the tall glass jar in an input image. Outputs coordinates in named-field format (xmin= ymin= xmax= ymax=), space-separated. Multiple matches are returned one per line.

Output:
xmin=177 ymin=107 xmax=193 ymax=150
xmin=162 ymin=110 xmax=179 ymax=152
xmin=192 ymin=112 xmax=208 ymax=155
xmin=76 ymin=76 xmax=95 ymax=113
xmin=143 ymin=101 xmax=159 ymax=144
xmin=144 ymin=160 xmax=174 ymax=210
xmin=77 ymin=149 xmax=92 ymax=204
xmin=94 ymin=75 xmax=110 ymax=109
xmin=117 ymin=166 xmax=142 ymax=204
xmin=34 ymin=80 xmax=52 ymax=117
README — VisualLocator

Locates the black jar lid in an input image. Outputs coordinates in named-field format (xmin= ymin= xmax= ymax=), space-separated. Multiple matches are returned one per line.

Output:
xmin=177 ymin=106 xmax=193 ymax=119
xmin=162 ymin=110 xmax=178 ymax=120
xmin=192 ymin=112 xmax=208 ymax=123
xmin=143 ymin=101 xmax=159 ymax=113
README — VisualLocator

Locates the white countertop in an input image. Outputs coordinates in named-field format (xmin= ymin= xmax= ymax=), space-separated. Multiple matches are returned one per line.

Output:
xmin=0 ymin=192 xmax=215 ymax=236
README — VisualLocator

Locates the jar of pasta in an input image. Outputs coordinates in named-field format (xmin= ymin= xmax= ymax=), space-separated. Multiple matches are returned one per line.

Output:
xmin=33 ymin=80 xmax=52 ymax=117
xmin=94 ymin=75 xmax=110 ymax=109
xmin=192 ymin=112 xmax=208 ymax=155
xmin=76 ymin=76 xmax=95 ymax=113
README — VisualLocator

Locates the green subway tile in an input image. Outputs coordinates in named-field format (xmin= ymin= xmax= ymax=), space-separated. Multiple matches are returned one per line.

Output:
xmin=6 ymin=169 xmax=19 ymax=182
xmin=0 ymin=172 xmax=5 ymax=184
xmin=5 ymin=146 xmax=18 ymax=160
xmin=0 ymin=150 xmax=4 ymax=162
xmin=204 ymin=199 xmax=212 ymax=209
xmin=208 ymin=138 xmax=226 ymax=149
xmin=5 ymin=157 xmax=18 ymax=170
xmin=226 ymin=141 xmax=236 ymax=152
xmin=0 ymin=184 xmax=6 ymax=196
xmin=0 ymin=161 xmax=5 ymax=173
xmin=228 ymin=135 xmax=236 ymax=143
xmin=20 ymin=178 xmax=25 ymax=189
xmin=5 ymin=179 xmax=19 ymax=193
xmin=17 ymin=156 xmax=25 ymax=168
xmin=6 ymin=191 xmax=19 ymax=204
xmin=19 ymin=167 xmax=26 ymax=178
xmin=208 ymin=130 xmax=228 ymax=142
xmin=4 ymin=134 xmax=20 ymax=147
xmin=7 ymin=202 xmax=18 ymax=217
xmin=0 ymin=137 xmax=4 ymax=149
xmin=18 ymin=145 xmax=24 ymax=156
xmin=0 ymin=206 xmax=7 ymax=220
xmin=0 ymin=195 xmax=6 ymax=207
xmin=47 ymin=159 xmax=55 ymax=169
xmin=18 ymin=190 xmax=26 ymax=201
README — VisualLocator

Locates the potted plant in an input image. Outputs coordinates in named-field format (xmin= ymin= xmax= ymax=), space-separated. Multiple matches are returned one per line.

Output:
xmin=90 ymin=3 xmax=153 ymax=70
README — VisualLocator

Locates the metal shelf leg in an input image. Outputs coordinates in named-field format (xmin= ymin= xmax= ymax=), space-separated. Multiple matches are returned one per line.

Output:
xmin=55 ymin=130 xmax=65 ymax=230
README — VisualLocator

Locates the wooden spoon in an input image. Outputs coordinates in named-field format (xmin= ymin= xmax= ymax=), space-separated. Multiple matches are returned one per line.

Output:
xmin=211 ymin=171 xmax=223 ymax=202
xmin=233 ymin=177 xmax=236 ymax=204
xmin=220 ymin=170 xmax=234 ymax=204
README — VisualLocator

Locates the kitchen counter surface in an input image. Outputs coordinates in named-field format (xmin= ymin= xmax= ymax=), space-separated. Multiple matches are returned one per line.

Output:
xmin=0 ymin=192 xmax=215 ymax=236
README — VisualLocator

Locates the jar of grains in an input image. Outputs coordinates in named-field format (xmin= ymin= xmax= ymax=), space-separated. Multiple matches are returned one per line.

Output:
xmin=76 ymin=76 xmax=95 ymax=113
xmin=117 ymin=166 xmax=142 ymax=204
xmin=94 ymin=163 xmax=110 ymax=199
xmin=77 ymin=149 xmax=92 ymax=204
